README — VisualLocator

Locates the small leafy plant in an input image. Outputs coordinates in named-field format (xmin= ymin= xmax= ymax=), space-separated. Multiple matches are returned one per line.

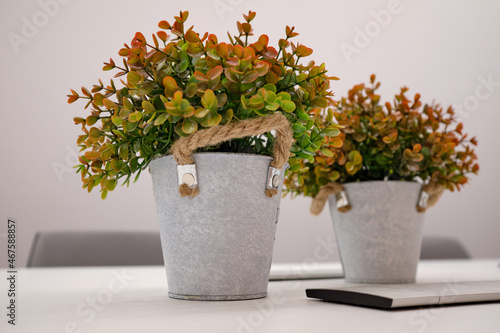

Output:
xmin=68 ymin=10 xmax=341 ymax=198
xmin=285 ymin=74 xmax=479 ymax=198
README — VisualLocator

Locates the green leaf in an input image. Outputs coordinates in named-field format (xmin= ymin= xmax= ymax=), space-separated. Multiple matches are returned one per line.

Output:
xmin=262 ymin=83 xmax=276 ymax=93
xmin=122 ymin=97 xmax=133 ymax=111
xmin=201 ymin=89 xmax=217 ymax=110
xmin=323 ymin=126 xmax=340 ymax=137
xmin=298 ymin=151 xmax=315 ymax=162
xmin=130 ymin=157 xmax=139 ymax=173
xmin=277 ymin=91 xmax=291 ymax=100
xmin=89 ymin=127 xmax=101 ymax=139
xmin=292 ymin=123 xmax=306 ymax=134
xmin=85 ymin=151 xmax=100 ymax=160
xmin=296 ymin=108 xmax=310 ymax=121
xmin=112 ymin=130 xmax=127 ymax=140
xmin=265 ymin=102 xmax=280 ymax=111
xmin=105 ymin=179 xmax=117 ymax=191
xmin=185 ymin=83 xmax=197 ymax=97
xmin=127 ymin=71 xmax=142 ymax=85
xmin=93 ymin=93 xmax=104 ymax=106
xmin=221 ymin=108 xmax=233 ymax=124
xmin=100 ymin=149 xmax=113 ymax=161
xmin=195 ymin=107 xmax=210 ymax=118
xmin=119 ymin=108 xmax=132 ymax=119
xmin=128 ymin=111 xmax=143 ymax=123
xmin=328 ymin=170 xmax=340 ymax=182
xmin=280 ymin=100 xmax=296 ymax=113
xmin=205 ymin=112 xmax=222 ymax=127
xmin=182 ymin=118 xmax=198 ymax=134
xmin=119 ymin=143 xmax=129 ymax=160
xmin=143 ymin=121 xmax=154 ymax=134
xmin=312 ymin=96 xmax=328 ymax=108
xmin=175 ymin=123 xmax=188 ymax=137
xmin=288 ymin=162 xmax=301 ymax=172
xmin=240 ymin=96 xmax=248 ymax=109
xmin=141 ymin=142 xmax=154 ymax=156
xmin=299 ymin=134 xmax=312 ymax=149
xmin=320 ymin=148 xmax=334 ymax=157
xmin=176 ymin=57 xmax=189 ymax=73
xmin=248 ymin=95 xmax=265 ymax=109
xmin=86 ymin=116 xmax=98 ymax=126
xmin=252 ymin=108 xmax=268 ymax=116
xmin=154 ymin=113 xmax=169 ymax=126
xmin=142 ymin=100 xmax=156 ymax=113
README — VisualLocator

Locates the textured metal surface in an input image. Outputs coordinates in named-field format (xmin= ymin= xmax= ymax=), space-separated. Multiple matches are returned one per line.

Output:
xmin=329 ymin=181 xmax=425 ymax=284
xmin=150 ymin=153 xmax=285 ymax=300
xmin=168 ymin=292 xmax=267 ymax=301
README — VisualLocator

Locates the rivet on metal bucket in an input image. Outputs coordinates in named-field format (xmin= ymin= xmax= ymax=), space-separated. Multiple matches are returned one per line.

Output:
xmin=417 ymin=190 xmax=429 ymax=211
xmin=266 ymin=167 xmax=281 ymax=190
xmin=335 ymin=191 xmax=350 ymax=211
xmin=177 ymin=164 xmax=198 ymax=187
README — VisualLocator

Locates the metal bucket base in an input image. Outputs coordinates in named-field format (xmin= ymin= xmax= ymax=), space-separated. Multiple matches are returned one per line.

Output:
xmin=168 ymin=292 xmax=268 ymax=301
xmin=330 ymin=181 xmax=425 ymax=284
xmin=345 ymin=278 xmax=416 ymax=284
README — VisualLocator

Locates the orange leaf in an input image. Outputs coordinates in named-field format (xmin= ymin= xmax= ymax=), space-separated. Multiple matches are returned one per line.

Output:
xmin=163 ymin=76 xmax=178 ymax=92
xmin=258 ymin=34 xmax=269 ymax=47
xmin=185 ymin=30 xmax=200 ymax=43
xmin=158 ymin=20 xmax=171 ymax=29
xmin=207 ymin=66 xmax=223 ymax=80
xmin=241 ymin=70 xmax=258 ymax=84
xmin=67 ymin=95 xmax=79 ymax=103
xmin=216 ymin=43 xmax=229 ymax=59
xmin=85 ymin=151 xmax=100 ymax=160
xmin=331 ymin=137 xmax=343 ymax=148
xmin=157 ymin=31 xmax=168 ymax=42
xmin=193 ymin=71 xmax=207 ymax=82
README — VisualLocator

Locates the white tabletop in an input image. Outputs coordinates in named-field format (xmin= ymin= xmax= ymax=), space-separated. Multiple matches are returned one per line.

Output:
xmin=2 ymin=259 xmax=500 ymax=333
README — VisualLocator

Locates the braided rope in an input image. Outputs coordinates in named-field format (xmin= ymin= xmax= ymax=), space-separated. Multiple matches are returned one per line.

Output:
xmin=311 ymin=180 xmax=445 ymax=215
xmin=170 ymin=113 xmax=293 ymax=198
xmin=310 ymin=182 xmax=351 ymax=216
xmin=417 ymin=180 xmax=445 ymax=212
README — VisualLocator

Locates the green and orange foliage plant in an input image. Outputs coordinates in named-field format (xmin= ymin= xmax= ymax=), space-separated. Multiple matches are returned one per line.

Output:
xmin=284 ymin=74 xmax=479 ymax=198
xmin=68 ymin=10 xmax=342 ymax=198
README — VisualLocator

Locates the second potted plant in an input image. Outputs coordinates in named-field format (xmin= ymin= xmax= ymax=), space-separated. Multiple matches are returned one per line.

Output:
xmin=285 ymin=75 xmax=479 ymax=283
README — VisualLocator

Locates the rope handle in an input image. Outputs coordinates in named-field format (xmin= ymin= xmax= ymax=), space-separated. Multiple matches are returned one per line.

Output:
xmin=310 ymin=183 xmax=351 ymax=216
xmin=310 ymin=181 xmax=444 ymax=215
xmin=170 ymin=113 xmax=293 ymax=198
xmin=416 ymin=181 xmax=444 ymax=212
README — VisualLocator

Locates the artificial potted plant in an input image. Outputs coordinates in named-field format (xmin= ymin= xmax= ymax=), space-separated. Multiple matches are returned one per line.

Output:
xmin=68 ymin=11 xmax=341 ymax=299
xmin=285 ymin=75 xmax=479 ymax=283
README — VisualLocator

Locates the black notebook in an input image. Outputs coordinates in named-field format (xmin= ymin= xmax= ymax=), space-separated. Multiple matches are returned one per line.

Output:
xmin=306 ymin=280 xmax=500 ymax=309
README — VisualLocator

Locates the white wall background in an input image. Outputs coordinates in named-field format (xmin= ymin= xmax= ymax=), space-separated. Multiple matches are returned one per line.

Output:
xmin=1 ymin=0 xmax=499 ymax=267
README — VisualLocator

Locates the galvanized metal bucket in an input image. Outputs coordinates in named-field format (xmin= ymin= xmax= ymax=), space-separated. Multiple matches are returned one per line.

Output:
xmin=150 ymin=152 xmax=286 ymax=300
xmin=329 ymin=181 xmax=425 ymax=284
